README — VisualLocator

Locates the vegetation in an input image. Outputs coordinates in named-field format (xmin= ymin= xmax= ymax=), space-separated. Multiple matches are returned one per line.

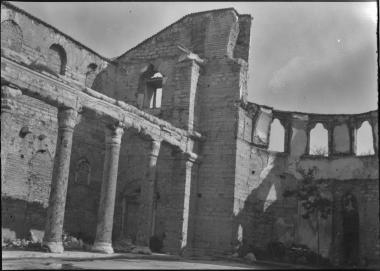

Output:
xmin=282 ymin=166 xmax=332 ymax=264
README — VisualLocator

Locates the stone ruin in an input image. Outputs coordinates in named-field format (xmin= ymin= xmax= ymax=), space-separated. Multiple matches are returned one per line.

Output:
xmin=1 ymin=1 xmax=378 ymax=266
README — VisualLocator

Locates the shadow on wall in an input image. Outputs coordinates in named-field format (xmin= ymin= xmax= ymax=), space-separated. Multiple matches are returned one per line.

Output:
xmin=232 ymin=151 xmax=333 ymax=264
xmin=233 ymin=152 xmax=297 ymax=257
xmin=2 ymin=197 xmax=47 ymax=242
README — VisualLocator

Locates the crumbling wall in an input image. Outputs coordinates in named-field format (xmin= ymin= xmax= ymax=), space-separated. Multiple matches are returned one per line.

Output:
xmin=1 ymin=2 xmax=111 ymax=86
xmin=1 ymin=1 xmax=111 ymax=243
xmin=235 ymin=102 xmax=379 ymax=264
xmin=93 ymin=8 xmax=252 ymax=255
xmin=2 ymin=94 xmax=57 ymax=241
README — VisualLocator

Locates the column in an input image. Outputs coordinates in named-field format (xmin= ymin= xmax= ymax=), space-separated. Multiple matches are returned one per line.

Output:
xmin=136 ymin=139 xmax=161 ymax=248
xmin=348 ymin=118 xmax=357 ymax=155
xmin=43 ymin=107 xmax=79 ymax=253
xmin=1 ymin=85 xmax=22 ymax=184
xmin=327 ymin=121 xmax=334 ymax=156
xmin=179 ymin=153 xmax=196 ymax=255
xmin=165 ymin=150 xmax=196 ymax=255
xmin=370 ymin=113 xmax=378 ymax=155
xmin=92 ymin=123 xmax=124 ymax=254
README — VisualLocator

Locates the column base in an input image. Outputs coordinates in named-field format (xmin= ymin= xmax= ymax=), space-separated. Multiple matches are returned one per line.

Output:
xmin=42 ymin=241 xmax=64 ymax=253
xmin=91 ymin=242 xmax=114 ymax=254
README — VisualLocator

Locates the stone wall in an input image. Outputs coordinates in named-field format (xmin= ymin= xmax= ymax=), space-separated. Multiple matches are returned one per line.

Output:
xmin=234 ymin=102 xmax=379 ymax=264
xmin=1 ymin=2 xmax=377 ymax=264
xmin=2 ymin=94 xmax=57 ymax=240
xmin=90 ymin=8 xmax=252 ymax=255
xmin=1 ymin=2 xmax=111 ymax=87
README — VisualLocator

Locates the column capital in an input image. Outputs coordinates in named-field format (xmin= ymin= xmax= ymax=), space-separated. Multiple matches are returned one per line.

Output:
xmin=173 ymin=150 xmax=200 ymax=164
xmin=105 ymin=122 xmax=125 ymax=145
xmin=1 ymin=85 xmax=22 ymax=113
xmin=149 ymin=139 xmax=162 ymax=157
xmin=57 ymin=107 xmax=80 ymax=130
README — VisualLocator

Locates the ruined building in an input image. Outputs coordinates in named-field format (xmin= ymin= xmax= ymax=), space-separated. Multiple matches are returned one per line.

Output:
xmin=1 ymin=1 xmax=379 ymax=266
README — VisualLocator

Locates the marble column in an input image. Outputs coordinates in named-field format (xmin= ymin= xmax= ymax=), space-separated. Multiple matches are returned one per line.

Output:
xmin=1 ymin=85 xmax=22 ymax=184
xmin=136 ymin=139 xmax=161 ymax=247
xmin=43 ymin=107 xmax=79 ymax=253
xmin=92 ymin=123 xmax=124 ymax=254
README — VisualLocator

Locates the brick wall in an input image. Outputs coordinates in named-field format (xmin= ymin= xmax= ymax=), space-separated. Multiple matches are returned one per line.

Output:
xmin=2 ymin=94 xmax=57 ymax=240
xmin=1 ymin=2 xmax=111 ymax=86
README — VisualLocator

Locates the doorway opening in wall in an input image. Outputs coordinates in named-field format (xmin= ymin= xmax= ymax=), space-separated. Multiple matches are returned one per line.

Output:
xmin=121 ymin=196 xmax=139 ymax=244
xmin=341 ymin=193 xmax=359 ymax=266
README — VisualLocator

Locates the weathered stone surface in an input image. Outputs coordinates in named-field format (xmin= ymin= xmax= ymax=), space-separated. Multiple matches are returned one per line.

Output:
xmin=244 ymin=252 xmax=256 ymax=262
xmin=92 ymin=124 xmax=124 ymax=254
xmin=1 ymin=2 xmax=378 ymax=267
xmin=29 ymin=229 xmax=44 ymax=243
xmin=131 ymin=246 xmax=152 ymax=255
xmin=43 ymin=108 xmax=79 ymax=253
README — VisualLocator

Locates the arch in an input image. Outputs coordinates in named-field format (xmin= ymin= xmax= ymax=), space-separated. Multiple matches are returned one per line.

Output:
xmin=74 ymin=158 xmax=91 ymax=185
xmin=309 ymin=123 xmax=328 ymax=156
xmin=47 ymin=44 xmax=67 ymax=75
xmin=1 ymin=20 xmax=23 ymax=52
xmin=85 ymin=63 xmax=98 ymax=88
xmin=268 ymin=118 xmax=285 ymax=152
xmin=356 ymin=120 xmax=374 ymax=155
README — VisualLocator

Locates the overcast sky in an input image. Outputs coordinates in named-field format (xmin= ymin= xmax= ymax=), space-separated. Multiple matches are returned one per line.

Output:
xmin=10 ymin=1 xmax=378 ymax=114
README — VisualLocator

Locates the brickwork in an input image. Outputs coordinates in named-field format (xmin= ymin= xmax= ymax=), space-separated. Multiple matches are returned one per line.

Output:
xmin=1 ymin=1 xmax=378 ymax=265
xmin=236 ymin=102 xmax=378 ymax=264
xmin=1 ymin=2 xmax=111 ymax=86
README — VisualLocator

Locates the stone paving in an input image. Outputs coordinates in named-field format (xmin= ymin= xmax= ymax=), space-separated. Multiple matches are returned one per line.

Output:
xmin=2 ymin=250 xmax=290 ymax=270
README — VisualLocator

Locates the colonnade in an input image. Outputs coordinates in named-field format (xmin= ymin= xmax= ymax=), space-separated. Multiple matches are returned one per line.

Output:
xmin=1 ymin=84 xmax=198 ymax=254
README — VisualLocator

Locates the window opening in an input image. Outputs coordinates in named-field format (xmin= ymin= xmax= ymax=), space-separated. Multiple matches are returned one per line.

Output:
xmin=146 ymin=72 xmax=163 ymax=109
xmin=47 ymin=44 xmax=67 ymax=75
xmin=356 ymin=120 xmax=374 ymax=155
xmin=309 ymin=123 xmax=328 ymax=156
xmin=268 ymin=119 xmax=285 ymax=152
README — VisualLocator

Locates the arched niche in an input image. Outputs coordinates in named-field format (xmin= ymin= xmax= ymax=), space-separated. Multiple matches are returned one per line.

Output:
xmin=356 ymin=120 xmax=374 ymax=156
xmin=74 ymin=158 xmax=91 ymax=185
xmin=309 ymin=123 xmax=328 ymax=156
xmin=47 ymin=44 xmax=67 ymax=75
xmin=1 ymin=20 xmax=23 ymax=52
xmin=268 ymin=118 xmax=285 ymax=152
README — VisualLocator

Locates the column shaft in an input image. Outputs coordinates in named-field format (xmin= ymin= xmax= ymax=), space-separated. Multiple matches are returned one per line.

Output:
xmin=43 ymin=108 xmax=78 ymax=253
xmin=136 ymin=140 xmax=161 ymax=247
xmin=165 ymin=151 xmax=196 ymax=255
xmin=92 ymin=124 xmax=124 ymax=254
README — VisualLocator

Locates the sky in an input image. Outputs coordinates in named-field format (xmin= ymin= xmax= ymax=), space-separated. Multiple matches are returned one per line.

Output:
xmin=10 ymin=2 xmax=377 ymax=115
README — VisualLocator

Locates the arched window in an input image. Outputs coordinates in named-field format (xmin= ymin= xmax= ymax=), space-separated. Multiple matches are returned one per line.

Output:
xmin=1 ymin=20 xmax=23 ymax=52
xmin=268 ymin=119 xmax=285 ymax=152
xmin=356 ymin=121 xmax=374 ymax=155
xmin=75 ymin=158 xmax=91 ymax=185
xmin=47 ymin=44 xmax=67 ymax=75
xmin=85 ymin=63 xmax=98 ymax=88
xmin=309 ymin=123 xmax=328 ymax=156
